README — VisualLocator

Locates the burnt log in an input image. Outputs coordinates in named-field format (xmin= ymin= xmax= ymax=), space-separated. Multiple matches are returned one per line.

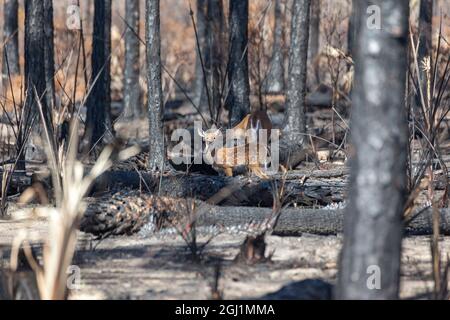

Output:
xmin=90 ymin=170 xmax=346 ymax=206
xmin=80 ymin=190 xmax=450 ymax=237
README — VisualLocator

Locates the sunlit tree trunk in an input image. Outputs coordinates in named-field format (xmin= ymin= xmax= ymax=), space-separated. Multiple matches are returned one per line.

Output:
xmin=336 ymin=0 xmax=409 ymax=300
xmin=146 ymin=0 xmax=166 ymax=171
xmin=281 ymin=0 xmax=310 ymax=167
xmin=264 ymin=0 xmax=285 ymax=94
xmin=124 ymin=0 xmax=142 ymax=118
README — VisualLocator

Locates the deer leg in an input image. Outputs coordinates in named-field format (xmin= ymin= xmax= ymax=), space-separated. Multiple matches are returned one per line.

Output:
xmin=224 ymin=167 xmax=233 ymax=177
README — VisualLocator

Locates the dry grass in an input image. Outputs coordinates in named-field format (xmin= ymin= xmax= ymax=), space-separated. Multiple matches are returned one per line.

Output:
xmin=405 ymin=20 xmax=450 ymax=299
xmin=11 ymin=119 xmax=138 ymax=299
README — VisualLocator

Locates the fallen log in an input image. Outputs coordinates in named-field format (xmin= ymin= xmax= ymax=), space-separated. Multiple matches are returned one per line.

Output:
xmin=80 ymin=190 xmax=450 ymax=237
xmin=202 ymin=206 xmax=450 ymax=236
xmin=91 ymin=170 xmax=346 ymax=207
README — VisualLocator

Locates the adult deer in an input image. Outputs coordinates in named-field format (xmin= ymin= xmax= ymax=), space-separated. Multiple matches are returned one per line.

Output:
xmin=198 ymin=111 xmax=273 ymax=178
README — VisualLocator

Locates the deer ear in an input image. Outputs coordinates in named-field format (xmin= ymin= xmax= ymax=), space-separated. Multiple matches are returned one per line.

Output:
xmin=197 ymin=127 xmax=205 ymax=138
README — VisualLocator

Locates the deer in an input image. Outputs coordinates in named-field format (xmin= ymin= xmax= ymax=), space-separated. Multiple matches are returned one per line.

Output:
xmin=198 ymin=111 xmax=273 ymax=179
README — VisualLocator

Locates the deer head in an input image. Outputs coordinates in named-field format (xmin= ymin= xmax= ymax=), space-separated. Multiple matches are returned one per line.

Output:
xmin=197 ymin=125 xmax=221 ymax=144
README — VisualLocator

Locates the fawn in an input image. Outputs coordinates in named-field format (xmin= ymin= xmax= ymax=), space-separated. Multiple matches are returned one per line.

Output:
xmin=198 ymin=111 xmax=273 ymax=179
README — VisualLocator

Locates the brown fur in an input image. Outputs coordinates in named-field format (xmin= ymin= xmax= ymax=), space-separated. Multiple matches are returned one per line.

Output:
xmin=201 ymin=111 xmax=273 ymax=179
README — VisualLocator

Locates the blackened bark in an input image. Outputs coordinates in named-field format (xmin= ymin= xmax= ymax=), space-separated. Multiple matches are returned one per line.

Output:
xmin=43 ymin=0 xmax=56 ymax=111
xmin=85 ymin=0 xmax=113 ymax=149
xmin=308 ymin=0 xmax=320 ymax=62
xmin=281 ymin=0 xmax=310 ymax=162
xmin=418 ymin=0 xmax=433 ymax=62
xmin=202 ymin=0 xmax=225 ymax=116
xmin=124 ymin=0 xmax=142 ymax=118
xmin=24 ymin=0 xmax=55 ymax=171
xmin=347 ymin=0 xmax=358 ymax=58
xmin=227 ymin=0 xmax=250 ymax=127
xmin=264 ymin=0 xmax=285 ymax=94
xmin=82 ymin=199 xmax=450 ymax=237
xmin=89 ymin=170 xmax=344 ymax=207
xmin=146 ymin=0 xmax=166 ymax=171
xmin=336 ymin=0 xmax=409 ymax=299
xmin=24 ymin=0 xmax=49 ymax=126
xmin=418 ymin=0 xmax=433 ymax=103
xmin=193 ymin=0 xmax=208 ymax=111
xmin=2 ymin=0 xmax=20 ymax=79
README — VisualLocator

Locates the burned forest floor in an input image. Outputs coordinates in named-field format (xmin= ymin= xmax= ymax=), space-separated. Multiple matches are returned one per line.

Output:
xmin=1 ymin=98 xmax=450 ymax=300
xmin=1 ymin=217 xmax=449 ymax=300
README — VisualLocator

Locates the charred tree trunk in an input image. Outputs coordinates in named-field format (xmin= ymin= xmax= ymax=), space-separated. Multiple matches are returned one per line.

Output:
xmin=264 ymin=0 xmax=285 ymax=94
xmin=24 ymin=0 xmax=50 ymax=126
xmin=77 ymin=0 xmax=89 ymax=94
xmin=124 ymin=0 xmax=142 ymax=118
xmin=336 ymin=0 xmax=409 ymax=300
xmin=193 ymin=0 xmax=208 ymax=112
xmin=146 ymin=0 xmax=166 ymax=171
xmin=24 ymin=0 xmax=54 ymax=169
xmin=281 ymin=0 xmax=310 ymax=168
xmin=202 ymin=0 xmax=225 ymax=117
xmin=25 ymin=0 xmax=46 ymax=109
xmin=85 ymin=0 xmax=113 ymax=150
xmin=43 ymin=0 xmax=56 ymax=111
xmin=347 ymin=0 xmax=357 ymax=57
xmin=88 ymin=169 xmax=346 ymax=206
xmin=2 ymin=0 xmax=20 ymax=80
xmin=418 ymin=0 xmax=433 ymax=104
xmin=227 ymin=0 xmax=250 ymax=127
xmin=81 ymin=196 xmax=450 ymax=237
xmin=418 ymin=0 xmax=433 ymax=63
xmin=308 ymin=0 xmax=320 ymax=63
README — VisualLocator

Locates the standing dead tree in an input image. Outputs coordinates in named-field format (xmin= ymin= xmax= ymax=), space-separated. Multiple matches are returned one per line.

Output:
xmin=347 ymin=0 xmax=357 ymax=57
xmin=22 ymin=0 xmax=55 ymax=171
xmin=227 ymin=0 xmax=250 ymax=127
xmin=308 ymin=0 xmax=321 ymax=86
xmin=193 ymin=0 xmax=208 ymax=111
xmin=124 ymin=0 xmax=142 ymax=119
xmin=264 ymin=0 xmax=286 ymax=94
xmin=308 ymin=0 xmax=320 ymax=64
xmin=2 ymin=0 xmax=20 ymax=80
xmin=281 ymin=0 xmax=311 ymax=168
xmin=417 ymin=0 xmax=433 ymax=105
xmin=203 ymin=0 xmax=225 ymax=120
xmin=146 ymin=0 xmax=166 ymax=171
xmin=418 ymin=0 xmax=433 ymax=66
xmin=43 ymin=0 xmax=56 ymax=111
xmin=85 ymin=0 xmax=114 ymax=151
xmin=337 ymin=0 xmax=409 ymax=299
xmin=25 ymin=0 xmax=46 ymax=115
xmin=24 ymin=0 xmax=52 ymax=130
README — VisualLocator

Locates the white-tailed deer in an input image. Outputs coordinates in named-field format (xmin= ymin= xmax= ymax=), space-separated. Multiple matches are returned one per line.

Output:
xmin=198 ymin=111 xmax=273 ymax=178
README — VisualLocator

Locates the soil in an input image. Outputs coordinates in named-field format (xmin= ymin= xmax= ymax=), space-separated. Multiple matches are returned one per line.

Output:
xmin=0 ymin=214 xmax=448 ymax=300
